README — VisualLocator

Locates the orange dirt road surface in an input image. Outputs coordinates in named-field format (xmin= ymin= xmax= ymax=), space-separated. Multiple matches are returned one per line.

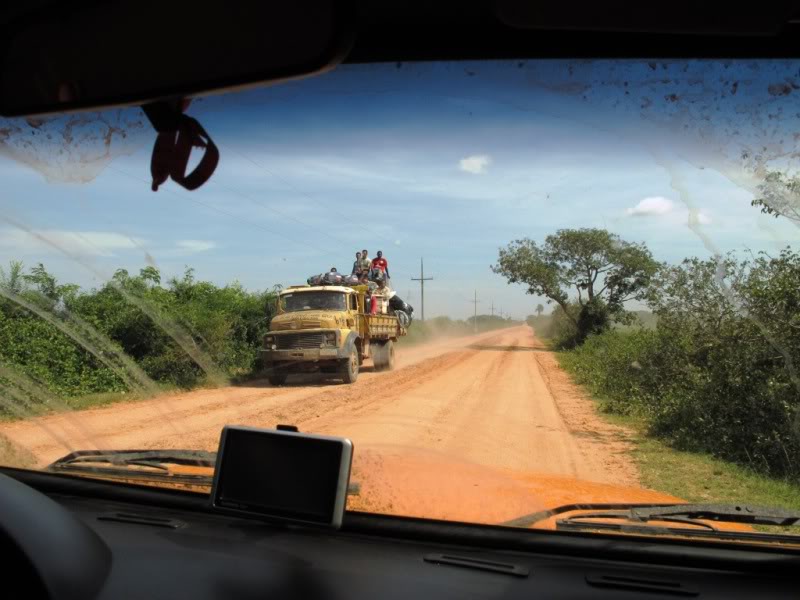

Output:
xmin=1 ymin=326 xmax=679 ymax=526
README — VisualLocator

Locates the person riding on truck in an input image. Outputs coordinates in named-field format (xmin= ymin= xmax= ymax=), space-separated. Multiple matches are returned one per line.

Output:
xmin=370 ymin=271 xmax=391 ymax=314
xmin=351 ymin=251 xmax=362 ymax=276
xmin=371 ymin=250 xmax=390 ymax=280
xmin=359 ymin=249 xmax=371 ymax=275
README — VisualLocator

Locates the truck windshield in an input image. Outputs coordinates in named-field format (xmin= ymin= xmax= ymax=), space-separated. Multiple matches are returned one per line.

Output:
xmin=282 ymin=292 xmax=347 ymax=312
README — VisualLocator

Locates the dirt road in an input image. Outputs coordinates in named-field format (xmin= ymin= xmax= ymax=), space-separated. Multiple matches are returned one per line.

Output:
xmin=1 ymin=326 xmax=648 ymax=522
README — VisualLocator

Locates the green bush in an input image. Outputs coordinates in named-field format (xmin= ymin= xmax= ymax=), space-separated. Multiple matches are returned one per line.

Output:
xmin=0 ymin=309 xmax=125 ymax=400
xmin=0 ymin=263 xmax=278 ymax=413
xmin=560 ymin=249 xmax=800 ymax=481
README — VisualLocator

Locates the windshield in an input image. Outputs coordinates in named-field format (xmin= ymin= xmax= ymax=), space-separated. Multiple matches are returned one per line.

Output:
xmin=281 ymin=292 xmax=347 ymax=312
xmin=1 ymin=59 xmax=800 ymax=545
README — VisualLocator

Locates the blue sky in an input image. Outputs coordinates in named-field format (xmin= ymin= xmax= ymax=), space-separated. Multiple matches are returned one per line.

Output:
xmin=1 ymin=60 xmax=799 ymax=319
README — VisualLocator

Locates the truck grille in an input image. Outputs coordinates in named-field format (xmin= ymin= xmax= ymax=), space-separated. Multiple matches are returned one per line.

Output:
xmin=275 ymin=332 xmax=326 ymax=349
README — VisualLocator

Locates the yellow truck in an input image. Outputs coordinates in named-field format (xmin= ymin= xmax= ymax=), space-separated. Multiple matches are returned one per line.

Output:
xmin=261 ymin=284 xmax=407 ymax=385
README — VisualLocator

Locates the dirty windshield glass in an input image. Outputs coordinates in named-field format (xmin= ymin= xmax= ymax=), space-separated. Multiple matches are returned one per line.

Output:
xmin=282 ymin=292 xmax=346 ymax=312
xmin=1 ymin=60 xmax=800 ymax=545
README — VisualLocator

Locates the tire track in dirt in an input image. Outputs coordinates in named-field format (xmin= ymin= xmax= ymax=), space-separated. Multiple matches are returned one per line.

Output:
xmin=0 ymin=326 xmax=640 ymax=493
xmin=0 ymin=328 xmax=514 ymax=466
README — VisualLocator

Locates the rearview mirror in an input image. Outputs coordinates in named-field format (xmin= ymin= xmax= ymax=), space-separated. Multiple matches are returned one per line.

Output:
xmin=0 ymin=1 xmax=353 ymax=117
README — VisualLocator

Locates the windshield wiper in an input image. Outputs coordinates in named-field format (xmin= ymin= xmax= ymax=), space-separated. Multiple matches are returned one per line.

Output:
xmin=47 ymin=450 xmax=363 ymax=496
xmin=518 ymin=503 xmax=800 ymax=545
xmin=504 ymin=502 xmax=800 ymax=530
xmin=47 ymin=449 xmax=217 ymax=485
xmin=626 ymin=504 xmax=800 ymax=527
xmin=502 ymin=502 xmax=680 ymax=528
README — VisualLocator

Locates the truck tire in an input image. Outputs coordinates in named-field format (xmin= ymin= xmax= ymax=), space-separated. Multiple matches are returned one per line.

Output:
xmin=372 ymin=340 xmax=396 ymax=372
xmin=339 ymin=348 xmax=359 ymax=384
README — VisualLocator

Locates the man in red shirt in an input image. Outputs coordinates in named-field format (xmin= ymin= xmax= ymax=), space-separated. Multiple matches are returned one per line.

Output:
xmin=370 ymin=250 xmax=390 ymax=280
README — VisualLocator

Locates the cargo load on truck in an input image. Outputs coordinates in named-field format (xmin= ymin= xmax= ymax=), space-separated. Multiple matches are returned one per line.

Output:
xmin=306 ymin=269 xmax=414 ymax=326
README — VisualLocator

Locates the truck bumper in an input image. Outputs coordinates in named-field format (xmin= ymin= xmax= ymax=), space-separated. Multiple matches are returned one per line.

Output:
xmin=261 ymin=347 xmax=346 ymax=363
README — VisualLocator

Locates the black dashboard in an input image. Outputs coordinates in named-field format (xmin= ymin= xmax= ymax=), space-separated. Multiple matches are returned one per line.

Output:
xmin=2 ymin=468 xmax=797 ymax=600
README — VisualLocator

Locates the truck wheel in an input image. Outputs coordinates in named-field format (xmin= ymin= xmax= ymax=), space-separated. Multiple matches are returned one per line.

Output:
xmin=381 ymin=340 xmax=394 ymax=371
xmin=339 ymin=348 xmax=359 ymax=384
xmin=267 ymin=365 xmax=288 ymax=386
xmin=372 ymin=340 xmax=395 ymax=372
xmin=383 ymin=340 xmax=396 ymax=371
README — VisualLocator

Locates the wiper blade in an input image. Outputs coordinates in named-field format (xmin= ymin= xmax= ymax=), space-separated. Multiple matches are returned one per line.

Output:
xmin=48 ymin=449 xmax=217 ymax=470
xmin=46 ymin=449 xmax=217 ymax=485
xmin=502 ymin=502 xmax=678 ymax=528
xmin=628 ymin=503 xmax=800 ymax=527
xmin=551 ymin=503 xmax=800 ymax=545
xmin=502 ymin=502 xmax=800 ymax=529
xmin=48 ymin=450 xmax=363 ymax=495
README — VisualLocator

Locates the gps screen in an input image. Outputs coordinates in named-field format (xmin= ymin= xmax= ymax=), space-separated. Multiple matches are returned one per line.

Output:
xmin=213 ymin=427 xmax=349 ymax=525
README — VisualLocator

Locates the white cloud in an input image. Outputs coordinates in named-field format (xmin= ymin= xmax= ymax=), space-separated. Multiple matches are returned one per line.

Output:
xmin=0 ymin=228 xmax=144 ymax=257
xmin=175 ymin=240 xmax=217 ymax=253
xmin=625 ymin=197 xmax=714 ymax=227
xmin=459 ymin=154 xmax=492 ymax=175
xmin=626 ymin=196 xmax=674 ymax=217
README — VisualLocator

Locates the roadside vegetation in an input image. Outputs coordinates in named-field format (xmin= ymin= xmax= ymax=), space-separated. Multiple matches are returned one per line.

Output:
xmin=496 ymin=222 xmax=800 ymax=486
xmin=0 ymin=261 xmax=513 ymax=418
xmin=607 ymin=412 xmax=800 ymax=512
xmin=0 ymin=262 xmax=278 ymax=417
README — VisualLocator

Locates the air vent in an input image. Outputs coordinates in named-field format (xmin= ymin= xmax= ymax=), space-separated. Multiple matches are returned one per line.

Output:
xmin=423 ymin=553 xmax=529 ymax=577
xmin=586 ymin=573 xmax=698 ymax=596
xmin=98 ymin=512 xmax=185 ymax=529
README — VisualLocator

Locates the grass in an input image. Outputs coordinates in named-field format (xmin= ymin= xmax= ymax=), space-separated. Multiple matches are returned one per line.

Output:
xmin=603 ymin=410 xmax=800 ymax=512
xmin=62 ymin=390 xmax=157 ymax=412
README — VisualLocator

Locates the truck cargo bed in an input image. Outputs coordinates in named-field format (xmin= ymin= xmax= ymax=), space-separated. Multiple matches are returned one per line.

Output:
xmin=362 ymin=313 xmax=404 ymax=339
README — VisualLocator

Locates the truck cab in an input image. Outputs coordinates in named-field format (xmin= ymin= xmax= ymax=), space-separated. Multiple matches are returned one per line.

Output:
xmin=262 ymin=285 xmax=405 ymax=385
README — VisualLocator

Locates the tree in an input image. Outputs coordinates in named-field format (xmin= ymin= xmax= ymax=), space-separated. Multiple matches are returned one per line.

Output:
xmin=535 ymin=303 xmax=544 ymax=316
xmin=493 ymin=228 xmax=658 ymax=345
xmin=22 ymin=263 xmax=79 ymax=310
xmin=751 ymin=171 xmax=800 ymax=226
xmin=0 ymin=260 xmax=25 ymax=295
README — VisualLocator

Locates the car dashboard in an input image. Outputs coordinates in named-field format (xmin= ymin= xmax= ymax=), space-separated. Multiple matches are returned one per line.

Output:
xmin=2 ymin=469 xmax=797 ymax=600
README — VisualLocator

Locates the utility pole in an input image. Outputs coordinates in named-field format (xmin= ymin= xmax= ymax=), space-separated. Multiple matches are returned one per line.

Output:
xmin=470 ymin=290 xmax=480 ymax=333
xmin=411 ymin=257 xmax=433 ymax=321
xmin=491 ymin=300 xmax=495 ymax=317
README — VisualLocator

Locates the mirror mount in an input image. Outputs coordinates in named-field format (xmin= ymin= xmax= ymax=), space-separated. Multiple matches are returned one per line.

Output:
xmin=144 ymin=100 xmax=219 ymax=192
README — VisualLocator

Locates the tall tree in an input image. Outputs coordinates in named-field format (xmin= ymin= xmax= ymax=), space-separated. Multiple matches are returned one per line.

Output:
xmin=535 ymin=303 xmax=544 ymax=316
xmin=493 ymin=228 xmax=658 ymax=344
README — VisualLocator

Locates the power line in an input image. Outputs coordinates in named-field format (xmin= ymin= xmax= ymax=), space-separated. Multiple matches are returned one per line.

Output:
xmin=217 ymin=141 xmax=392 ymax=245
xmin=106 ymin=165 xmax=330 ymax=254
xmin=207 ymin=179 xmax=352 ymax=250
xmin=410 ymin=257 xmax=433 ymax=321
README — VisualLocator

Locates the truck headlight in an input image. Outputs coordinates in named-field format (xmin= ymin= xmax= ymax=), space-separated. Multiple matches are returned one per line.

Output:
xmin=324 ymin=332 xmax=336 ymax=345
xmin=265 ymin=336 xmax=275 ymax=345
